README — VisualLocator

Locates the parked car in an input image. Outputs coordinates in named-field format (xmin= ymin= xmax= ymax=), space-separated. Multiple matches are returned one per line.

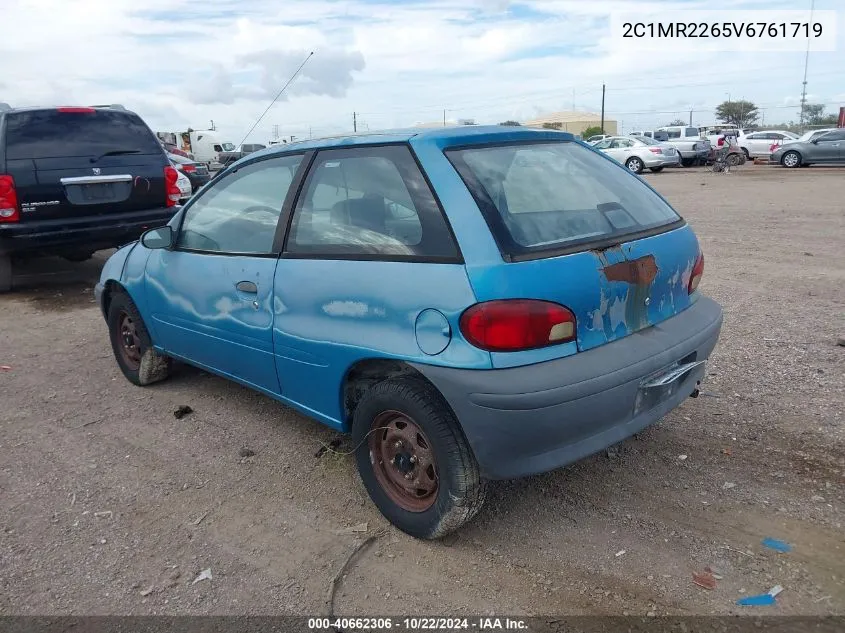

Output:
xmin=585 ymin=134 xmax=611 ymax=144
xmin=95 ymin=126 xmax=723 ymax=539
xmin=772 ymin=128 xmax=845 ymax=167
xmin=175 ymin=170 xmax=192 ymax=203
xmin=592 ymin=135 xmax=680 ymax=173
xmin=218 ymin=143 xmax=267 ymax=166
xmin=167 ymin=152 xmax=211 ymax=192
xmin=161 ymin=141 xmax=193 ymax=161
xmin=654 ymin=126 xmax=711 ymax=166
xmin=783 ymin=127 xmax=838 ymax=146
xmin=0 ymin=104 xmax=181 ymax=292
xmin=738 ymin=130 xmax=799 ymax=158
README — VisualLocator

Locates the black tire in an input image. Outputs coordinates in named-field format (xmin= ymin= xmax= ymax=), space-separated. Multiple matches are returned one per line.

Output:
xmin=107 ymin=291 xmax=172 ymax=386
xmin=0 ymin=254 xmax=11 ymax=293
xmin=352 ymin=377 xmax=487 ymax=539
xmin=625 ymin=156 xmax=644 ymax=174
xmin=742 ymin=148 xmax=750 ymax=160
xmin=781 ymin=151 xmax=802 ymax=168
xmin=679 ymin=156 xmax=690 ymax=167
xmin=727 ymin=152 xmax=742 ymax=167
xmin=649 ymin=166 xmax=664 ymax=173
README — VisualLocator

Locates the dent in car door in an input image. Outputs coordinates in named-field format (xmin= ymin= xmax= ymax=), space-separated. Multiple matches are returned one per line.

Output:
xmin=144 ymin=153 xmax=307 ymax=395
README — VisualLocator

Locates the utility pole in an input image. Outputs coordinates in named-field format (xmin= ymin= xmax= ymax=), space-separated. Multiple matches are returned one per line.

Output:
xmin=600 ymin=83 xmax=606 ymax=134
xmin=689 ymin=109 xmax=693 ymax=126
xmin=799 ymin=0 xmax=815 ymax=129
xmin=210 ymin=120 xmax=215 ymax=131
xmin=353 ymin=112 xmax=357 ymax=133
xmin=443 ymin=109 xmax=446 ymax=127
xmin=572 ymin=88 xmax=575 ymax=110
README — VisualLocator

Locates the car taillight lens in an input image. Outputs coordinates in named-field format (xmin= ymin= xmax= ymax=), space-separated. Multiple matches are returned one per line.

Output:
xmin=0 ymin=175 xmax=20 ymax=223
xmin=164 ymin=166 xmax=181 ymax=207
xmin=459 ymin=300 xmax=576 ymax=352
xmin=649 ymin=147 xmax=663 ymax=154
xmin=180 ymin=163 xmax=196 ymax=173
xmin=688 ymin=253 xmax=704 ymax=294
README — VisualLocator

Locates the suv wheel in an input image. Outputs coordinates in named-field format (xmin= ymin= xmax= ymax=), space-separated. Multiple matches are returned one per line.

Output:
xmin=0 ymin=254 xmax=11 ymax=293
xmin=353 ymin=377 xmax=487 ymax=539
xmin=107 ymin=291 xmax=172 ymax=386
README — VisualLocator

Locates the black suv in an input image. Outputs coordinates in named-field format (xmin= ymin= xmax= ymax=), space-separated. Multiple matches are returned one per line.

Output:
xmin=0 ymin=104 xmax=182 ymax=291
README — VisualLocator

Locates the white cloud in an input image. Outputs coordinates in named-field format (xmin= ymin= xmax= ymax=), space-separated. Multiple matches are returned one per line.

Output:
xmin=1 ymin=0 xmax=842 ymax=142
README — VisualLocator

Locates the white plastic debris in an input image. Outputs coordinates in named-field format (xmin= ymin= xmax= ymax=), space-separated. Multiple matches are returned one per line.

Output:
xmin=768 ymin=585 xmax=784 ymax=597
xmin=615 ymin=550 xmax=626 ymax=557
xmin=192 ymin=568 xmax=212 ymax=585
xmin=678 ymin=455 xmax=688 ymax=461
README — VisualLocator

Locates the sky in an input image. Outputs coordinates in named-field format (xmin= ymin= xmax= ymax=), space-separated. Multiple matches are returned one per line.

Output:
xmin=2 ymin=0 xmax=843 ymax=144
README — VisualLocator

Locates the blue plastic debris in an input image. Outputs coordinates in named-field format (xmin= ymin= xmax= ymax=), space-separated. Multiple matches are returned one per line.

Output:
xmin=761 ymin=538 xmax=792 ymax=553
xmin=737 ymin=593 xmax=777 ymax=606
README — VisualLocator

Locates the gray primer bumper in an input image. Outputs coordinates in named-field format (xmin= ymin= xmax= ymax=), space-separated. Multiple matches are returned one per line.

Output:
xmin=412 ymin=296 xmax=723 ymax=480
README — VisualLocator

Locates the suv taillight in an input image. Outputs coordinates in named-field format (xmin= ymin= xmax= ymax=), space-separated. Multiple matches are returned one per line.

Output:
xmin=459 ymin=300 xmax=576 ymax=352
xmin=164 ymin=166 xmax=181 ymax=207
xmin=688 ymin=253 xmax=704 ymax=294
xmin=0 ymin=175 xmax=20 ymax=223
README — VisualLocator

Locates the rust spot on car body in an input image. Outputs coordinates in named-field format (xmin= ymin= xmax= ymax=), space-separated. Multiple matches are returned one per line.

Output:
xmin=602 ymin=254 xmax=658 ymax=286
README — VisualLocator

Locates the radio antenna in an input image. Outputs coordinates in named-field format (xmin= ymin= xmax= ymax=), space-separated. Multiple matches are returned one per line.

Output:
xmin=238 ymin=51 xmax=314 ymax=146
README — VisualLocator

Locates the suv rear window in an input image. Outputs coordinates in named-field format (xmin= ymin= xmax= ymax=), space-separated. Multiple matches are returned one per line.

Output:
xmin=4 ymin=109 xmax=162 ymax=160
xmin=447 ymin=141 xmax=681 ymax=258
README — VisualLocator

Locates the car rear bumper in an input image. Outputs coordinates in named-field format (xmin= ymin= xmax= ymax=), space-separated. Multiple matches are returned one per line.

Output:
xmin=644 ymin=154 xmax=680 ymax=167
xmin=412 ymin=296 xmax=723 ymax=480
xmin=0 ymin=208 xmax=176 ymax=255
xmin=186 ymin=172 xmax=211 ymax=190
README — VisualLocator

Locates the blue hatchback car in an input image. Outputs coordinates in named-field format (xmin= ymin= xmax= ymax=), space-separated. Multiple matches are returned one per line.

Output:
xmin=96 ymin=126 xmax=722 ymax=539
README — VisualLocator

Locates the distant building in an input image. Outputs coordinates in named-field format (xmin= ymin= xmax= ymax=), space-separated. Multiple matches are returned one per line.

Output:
xmin=522 ymin=111 xmax=617 ymax=136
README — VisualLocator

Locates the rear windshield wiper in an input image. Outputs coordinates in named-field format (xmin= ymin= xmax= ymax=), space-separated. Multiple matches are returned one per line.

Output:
xmin=90 ymin=149 xmax=143 ymax=163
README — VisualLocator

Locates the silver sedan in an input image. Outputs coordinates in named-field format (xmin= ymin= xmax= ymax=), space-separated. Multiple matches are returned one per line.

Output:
xmin=592 ymin=135 xmax=680 ymax=174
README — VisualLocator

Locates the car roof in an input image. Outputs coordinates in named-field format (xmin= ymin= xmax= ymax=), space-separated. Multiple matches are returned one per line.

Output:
xmin=245 ymin=125 xmax=576 ymax=159
xmin=0 ymin=105 xmax=137 ymax=115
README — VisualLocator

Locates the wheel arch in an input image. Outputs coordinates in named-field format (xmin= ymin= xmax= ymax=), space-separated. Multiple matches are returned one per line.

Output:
xmin=341 ymin=358 xmax=446 ymax=432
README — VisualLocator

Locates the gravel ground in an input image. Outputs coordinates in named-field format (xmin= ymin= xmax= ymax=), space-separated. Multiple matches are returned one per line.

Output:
xmin=0 ymin=165 xmax=843 ymax=616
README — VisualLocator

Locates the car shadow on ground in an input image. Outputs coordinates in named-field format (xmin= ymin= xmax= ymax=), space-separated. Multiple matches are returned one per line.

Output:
xmin=5 ymin=251 xmax=112 ymax=311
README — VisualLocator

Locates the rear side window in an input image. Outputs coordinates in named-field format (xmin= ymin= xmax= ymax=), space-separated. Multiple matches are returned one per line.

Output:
xmin=286 ymin=145 xmax=459 ymax=260
xmin=447 ymin=141 xmax=681 ymax=258
xmin=4 ymin=110 xmax=162 ymax=160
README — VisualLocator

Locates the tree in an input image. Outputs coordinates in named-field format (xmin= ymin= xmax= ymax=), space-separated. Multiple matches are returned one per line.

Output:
xmin=714 ymin=100 xmax=759 ymax=126
xmin=666 ymin=119 xmax=687 ymax=126
xmin=800 ymin=103 xmax=832 ymax=125
xmin=582 ymin=125 xmax=604 ymax=138
xmin=499 ymin=120 xmax=521 ymax=126
xmin=542 ymin=122 xmax=563 ymax=130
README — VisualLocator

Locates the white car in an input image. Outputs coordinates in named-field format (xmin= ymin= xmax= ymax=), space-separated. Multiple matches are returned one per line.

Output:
xmin=175 ymin=169 xmax=192 ymax=203
xmin=738 ymin=130 xmax=799 ymax=158
xmin=592 ymin=135 xmax=680 ymax=174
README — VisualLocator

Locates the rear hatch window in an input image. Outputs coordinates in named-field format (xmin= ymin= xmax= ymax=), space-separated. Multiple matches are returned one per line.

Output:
xmin=5 ymin=109 xmax=162 ymax=159
xmin=446 ymin=141 xmax=682 ymax=260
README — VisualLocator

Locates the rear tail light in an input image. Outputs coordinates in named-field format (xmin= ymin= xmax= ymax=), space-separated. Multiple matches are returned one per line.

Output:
xmin=180 ymin=163 xmax=196 ymax=173
xmin=0 ymin=175 xmax=20 ymax=223
xmin=459 ymin=300 xmax=576 ymax=352
xmin=648 ymin=147 xmax=663 ymax=154
xmin=164 ymin=166 xmax=181 ymax=207
xmin=57 ymin=106 xmax=96 ymax=113
xmin=688 ymin=253 xmax=704 ymax=294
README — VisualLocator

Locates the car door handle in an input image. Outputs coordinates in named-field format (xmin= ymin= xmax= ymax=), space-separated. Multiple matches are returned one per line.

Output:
xmin=235 ymin=281 xmax=258 ymax=294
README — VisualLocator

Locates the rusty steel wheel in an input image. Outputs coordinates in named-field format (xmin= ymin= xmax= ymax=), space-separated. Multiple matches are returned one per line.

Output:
xmin=106 ymin=291 xmax=172 ymax=387
xmin=116 ymin=310 xmax=142 ymax=370
xmin=369 ymin=410 xmax=439 ymax=512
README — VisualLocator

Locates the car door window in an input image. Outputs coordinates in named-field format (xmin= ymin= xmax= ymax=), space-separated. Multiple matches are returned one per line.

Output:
xmin=817 ymin=130 xmax=845 ymax=142
xmin=593 ymin=139 xmax=612 ymax=149
xmin=287 ymin=145 xmax=459 ymax=260
xmin=177 ymin=154 xmax=303 ymax=254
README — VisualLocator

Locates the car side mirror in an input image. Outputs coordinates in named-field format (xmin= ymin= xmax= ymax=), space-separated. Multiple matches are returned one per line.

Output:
xmin=141 ymin=226 xmax=174 ymax=250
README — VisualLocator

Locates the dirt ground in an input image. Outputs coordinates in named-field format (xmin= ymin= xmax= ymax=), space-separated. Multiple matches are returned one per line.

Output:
xmin=1 ymin=165 xmax=843 ymax=617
